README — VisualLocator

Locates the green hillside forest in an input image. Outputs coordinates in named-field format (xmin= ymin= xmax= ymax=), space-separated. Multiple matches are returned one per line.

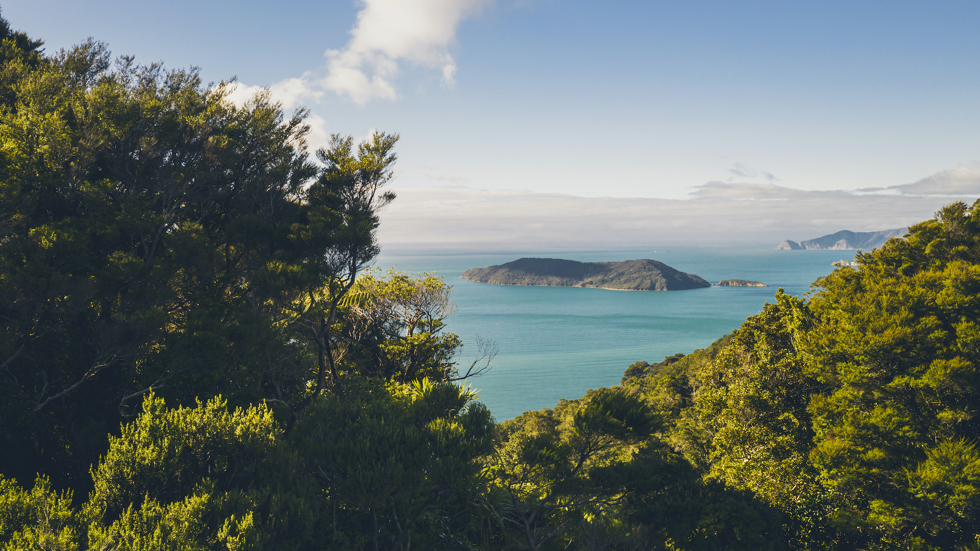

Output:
xmin=4 ymin=15 xmax=980 ymax=551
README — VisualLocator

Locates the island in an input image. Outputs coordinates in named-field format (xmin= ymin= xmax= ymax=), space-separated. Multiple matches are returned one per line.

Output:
xmin=460 ymin=258 xmax=711 ymax=291
xmin=716 ymin=279 xmax=767 ymax=287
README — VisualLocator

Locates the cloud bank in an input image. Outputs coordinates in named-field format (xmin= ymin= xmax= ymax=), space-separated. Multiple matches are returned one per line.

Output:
xmin=727 ymin=162 xmax=778 ymax=183
xmin=377 ymin=166 xmax=980 ymax=247
xmin=860 ymin=164 xmax=980 ymax=197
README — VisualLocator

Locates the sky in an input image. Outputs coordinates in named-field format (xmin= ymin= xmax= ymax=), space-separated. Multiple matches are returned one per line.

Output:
xmin=7 ymin=0 xmax=980 ymax=246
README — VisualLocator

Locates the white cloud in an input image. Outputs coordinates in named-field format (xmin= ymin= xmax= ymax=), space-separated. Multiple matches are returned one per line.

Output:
xmin=727 ymin=162 xmax=779 ymax=183
xmin=691 ymin=182 xmax=801 ymax=201
xmin=222 ymin=82 xmax=266 ymax=108
xmin=871 ymin=163 xmax=980 ymax=196
xmin=321 ymin=0 xmax=489 ymax=103
xmin=269 ymin=75 xmax=323 ymax=110
xmin=222 ymin=82 xmax=331 ymax=153
xmin=376 ymin=167 xmax=980 ymax=246
xmin=223 ymin=78 xmax=321 ymax=112
xmin=305 ymin=113 xmax=331 ymax=153
xmin=221 ymin=0 xmax=488 ymax=158
xmin=355 ymin=127 xmax=378 ymax=146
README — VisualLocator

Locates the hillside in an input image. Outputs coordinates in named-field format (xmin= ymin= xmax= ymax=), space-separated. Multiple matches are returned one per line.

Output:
xmin=461 ymin=258 xmax=711 ymax=291
xmin=776 ymin=228 xmax=906 ymax=250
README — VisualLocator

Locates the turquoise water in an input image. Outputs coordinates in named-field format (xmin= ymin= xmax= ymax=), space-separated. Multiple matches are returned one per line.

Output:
xmin=375 ymin=246 xmax=854 ymax=421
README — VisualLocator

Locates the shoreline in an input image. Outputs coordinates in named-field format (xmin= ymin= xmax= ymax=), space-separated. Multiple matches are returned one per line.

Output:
xmin=460 ymin=276 xmax=703 ymax=292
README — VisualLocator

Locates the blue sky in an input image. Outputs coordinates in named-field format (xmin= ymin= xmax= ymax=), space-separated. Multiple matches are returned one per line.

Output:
xmin=7 ymin=0 xmax=980 ymax=244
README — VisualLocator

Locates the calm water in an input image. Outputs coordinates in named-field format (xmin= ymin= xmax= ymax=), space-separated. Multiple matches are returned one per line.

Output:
xmin=375 ymin=246 xmax=853 ymax=420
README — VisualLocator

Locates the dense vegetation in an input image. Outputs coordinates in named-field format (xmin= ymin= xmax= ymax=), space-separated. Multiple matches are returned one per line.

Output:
xmin=3 ymin=14 xmax=980 ymax=551
xmin=461 ymin=258 xmax=711 ymax=291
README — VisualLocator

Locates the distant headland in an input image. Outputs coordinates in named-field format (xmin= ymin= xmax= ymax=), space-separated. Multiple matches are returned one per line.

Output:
xmin=460 ymin=258 xmax=711 ymax=291
xmin=777 ymin=228 xmax=906 ymax=251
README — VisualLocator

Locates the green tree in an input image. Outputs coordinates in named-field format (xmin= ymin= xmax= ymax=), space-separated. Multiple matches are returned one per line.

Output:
xmin=0 ymin=475 xmax=81 ymax=551
xmin=84 ymin=393 xmax=317 ymax=551
xmin=607 ymin=443 xmax=785 ymax=551
xmin=336 ymin=269 xmax=494 ymax=383
xmin=807 ymin=201 xmax=980 ymax=548
xmin=489 ymin=388 xmax=660 ymax=550
xmin=684 ymin=292 xmax=833 ymax=548
xmin=0 ymin=9 xmax=43 ymax=110
xmin=0 ymin=34 xmax=321 ymax=488
xmin=625 ymin=336 xmax=731 ymax=429
xmin=280 ymin=133 xmax=400 ymax=397
xmin=0 ymin=24 xmax=407 ymax=491
xmin=292 ymin=377 xmax=495 ymax=551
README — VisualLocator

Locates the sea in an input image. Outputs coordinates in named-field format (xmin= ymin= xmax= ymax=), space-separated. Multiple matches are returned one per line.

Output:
xmin=375 ymin=245 xmax=854 ymax=421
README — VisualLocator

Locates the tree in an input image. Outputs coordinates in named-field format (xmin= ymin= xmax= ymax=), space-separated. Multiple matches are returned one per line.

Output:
xmin=488 ymin=388 xmax=660 ymax=550
xmin=0 ymin=475 xmax=81 ymax=551
xmin=84 ymin=393 xmax=318 ymax=551
xmin=0 ymin=9 xmax=44 ymax=110
xmin=607 ymin=443 xmax=785 ymax=551
xmin=292 ymin=377 xmax=495 ymax=551
xmin=0 ymin=26 xmax=406 ymax=491
xmin=282 ymin=133 xmax=400 ymax=398
xmin=681 ymin=292 xmax=835 ymax=549
xmin=0 ymin=37 xmax=319 ymax=487
xmin=807 ymin=201 xmax=980 ymax=548
xmin=335 ymin=269 xmax=494 ymax=384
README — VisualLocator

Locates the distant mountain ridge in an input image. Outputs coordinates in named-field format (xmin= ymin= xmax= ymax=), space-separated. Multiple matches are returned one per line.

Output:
xmin=460 ymin=258 xmax=711 ymax=291
xmin=776 ymin=228 xmax=906 ymax=251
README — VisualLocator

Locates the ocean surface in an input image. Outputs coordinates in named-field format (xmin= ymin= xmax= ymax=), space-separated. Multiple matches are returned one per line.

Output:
xmin=375 ymin=246 xmax=855 ymax=421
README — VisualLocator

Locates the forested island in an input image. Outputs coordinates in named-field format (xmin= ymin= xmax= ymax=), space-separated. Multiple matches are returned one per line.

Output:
xmin=461 ymin=258 xmax=711 ymax=290
xmin=4 ymin=13 xmax=980 ymax=551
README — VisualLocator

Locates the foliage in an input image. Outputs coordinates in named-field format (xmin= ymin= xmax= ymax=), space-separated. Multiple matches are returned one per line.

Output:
xmin=0 ymin=30 xmax=314 ymax=488
xmin=279 ymin=132 xmax=400 ymax=396
xmin=0 ymin=15 xmax=405 ymax=493
xmin=336 ymin=269 xmax=483 ymax=383
xmin=677 ymin=292 xmax=835 ymax=548
xmin=9 ymin=11 xmax=980 ymax=551
xmin=292 ymin=376 xmax=495 ymax=551
xmin=85 ymin=393 xmax=317 ymax=550
xmin=625 ymin=335 xmax=730 ymax=428
xmin=0 ymin=475 xmax=81 ymax=551
xmin=612 ymin=443 xmax=785 ymax=551
xmin=619 ymin=200 xmax=980 ymax=549
xmin=806 ymin=200 xmax=980 ymax=548
xmin=487 ymin=388 xmax=661 ymax=550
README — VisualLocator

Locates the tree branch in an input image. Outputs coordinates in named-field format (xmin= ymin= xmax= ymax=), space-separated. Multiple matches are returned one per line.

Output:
xmin=34 ymin=355 xmax=116 ymax=412
xmin=117 ymin=372 xmax=174 ymax=416
xmin=0 ymin=344 xmax=25 ymax=385
xmin=449 ymin=337 xmax=498 ymax=382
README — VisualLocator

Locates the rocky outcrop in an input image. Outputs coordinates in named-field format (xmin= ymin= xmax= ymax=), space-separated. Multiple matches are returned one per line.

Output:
xmin=776 ymin=240 xmax=803 ymax=250
xmin=716 ymin=279 xmax=767 ymax=287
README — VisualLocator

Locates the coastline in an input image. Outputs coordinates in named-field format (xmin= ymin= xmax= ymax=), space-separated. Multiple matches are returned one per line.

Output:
xmin=460 ymin=276 xmax=694 ymax=292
